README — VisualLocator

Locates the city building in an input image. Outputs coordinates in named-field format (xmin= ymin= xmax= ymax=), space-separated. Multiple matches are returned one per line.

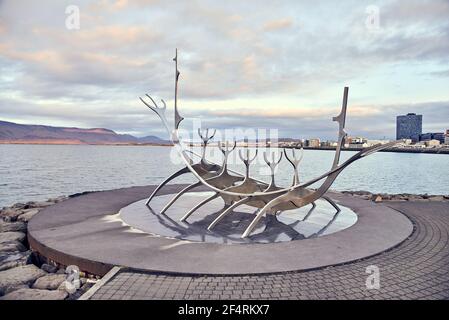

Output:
xmin=425 ymin=139 xmax=440 ymax=147
xmin=344 ymin=136 xmax=353 ymax=145
xmin=320 ymin=141 xmax=338 ymax=147
xmin=445 ymin=130 xmax=449 ymax=145
xmin=432 ymin=133 xmax=445 ymax=144
xmin=403 ymin=139 xmax=412 ymax=145
xmin=348 ymin=137 xmax=368 ymax=148
xmin=420 ymin=132 xmax=445 ymax=144
xmin=396 ymin=113 xmax=422 ymax=142
xmin=344 ymin=136 xmax=367 ymax=148
xmin=306 ymin=138 xmax=320 ymax=148
xmin=366 ymin=139 xmax=391 ymax=146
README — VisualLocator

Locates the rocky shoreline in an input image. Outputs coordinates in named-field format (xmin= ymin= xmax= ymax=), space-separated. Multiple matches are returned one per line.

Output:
xmin=1 ymin=191 xmax=448 ymax=300
xmin=340 ymin=191 xmax=449 ymax=202
xmin=0 ymin=196 xmax=99 ymax=300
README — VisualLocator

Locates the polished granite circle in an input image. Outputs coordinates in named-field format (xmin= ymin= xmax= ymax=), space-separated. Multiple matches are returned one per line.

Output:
xmin=119 ymin=191 xmax=358 ymax=244
xmin=28 ymin=185 xmax=414 ymax=275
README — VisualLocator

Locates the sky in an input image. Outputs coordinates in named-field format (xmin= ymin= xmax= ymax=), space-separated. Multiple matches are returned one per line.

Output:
xmin=0 ymin=0 xmax=448 ymax=140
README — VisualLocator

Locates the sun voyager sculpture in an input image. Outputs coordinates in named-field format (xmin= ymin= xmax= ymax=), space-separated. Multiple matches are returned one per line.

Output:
xmin=140 ymin=50 xmax=398 ymax=239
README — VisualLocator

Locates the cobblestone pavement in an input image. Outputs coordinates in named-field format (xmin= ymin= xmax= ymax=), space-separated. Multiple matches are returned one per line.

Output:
xmin=90 ymin=201 xmax=449 ymax=300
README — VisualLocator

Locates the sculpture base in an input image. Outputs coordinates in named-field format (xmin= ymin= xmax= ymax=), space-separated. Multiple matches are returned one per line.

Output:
xmin=27 ymin=185 xmax=413 ymax=275
xmin=120 ymin=192 xmax=357 ymax=244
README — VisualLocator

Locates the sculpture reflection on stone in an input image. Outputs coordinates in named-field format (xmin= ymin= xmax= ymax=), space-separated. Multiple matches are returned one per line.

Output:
xmin=140 ymin=50 xmax=399 ymax=238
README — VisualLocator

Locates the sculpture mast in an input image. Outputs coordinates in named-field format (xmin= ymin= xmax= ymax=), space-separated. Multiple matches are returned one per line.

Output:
xmin=331 ymin=86 xmax=348 ymax=169
xmin=173 ymin=48 xmax=184 ymax=129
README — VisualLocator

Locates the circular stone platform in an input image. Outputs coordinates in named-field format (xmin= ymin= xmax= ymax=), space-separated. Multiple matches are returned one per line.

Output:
xmin=27 ymin=185 xmax=413 ymax=276
xmin=120 ymin=192 xmax=358 ymax=244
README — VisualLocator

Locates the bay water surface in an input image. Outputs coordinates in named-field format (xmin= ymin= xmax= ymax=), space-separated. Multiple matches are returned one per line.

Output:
xmin=0 ymin=144 xmax=448 ymax=208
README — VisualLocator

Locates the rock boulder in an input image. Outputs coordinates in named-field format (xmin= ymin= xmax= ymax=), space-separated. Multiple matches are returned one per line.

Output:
xmin=41 ymin=263 xmax=58 ymax=273
xmin=0 ymin=221 xmax=27 ymax=233
xmin=429 ymin=196 xmax=445 ymax=202
xmin=32 ymin=274 xmax=67 ymax=290
xmin=24 ymin=201 xmax=54 ymax=209
xmin=0 ymin=241 xmax=27 ymax=254
xmin=0 ymin=251 xmax=31 ymax=272
xmin=0 ymin=288 xmax=68 ymax=300
xmin=17 ymin=209 xmax=40 ymax=222
xmin=0 ymin=208 xmax=23 ymax=222
xmin=0 ymin=264 xmax=46 ymax=295
xmin=0 ymin=231 xmax=26 ymax=243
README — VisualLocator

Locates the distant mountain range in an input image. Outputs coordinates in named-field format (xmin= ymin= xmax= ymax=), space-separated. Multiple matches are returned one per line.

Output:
xmin=0 ymin=120 xmax=170 ymax=145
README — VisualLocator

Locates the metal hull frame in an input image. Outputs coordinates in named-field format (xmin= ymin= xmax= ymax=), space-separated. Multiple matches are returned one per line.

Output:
xmin=140 ymin=52 xmax=400 ymax=238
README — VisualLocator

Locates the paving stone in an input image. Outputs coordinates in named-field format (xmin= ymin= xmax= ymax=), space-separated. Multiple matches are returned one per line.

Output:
xmin=88 ymin=201 xmax=449 ymax=300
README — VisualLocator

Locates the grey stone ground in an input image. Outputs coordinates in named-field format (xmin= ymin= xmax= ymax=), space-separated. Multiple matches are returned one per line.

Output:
xmin=90 ymin=201 xmax=449 ymax=300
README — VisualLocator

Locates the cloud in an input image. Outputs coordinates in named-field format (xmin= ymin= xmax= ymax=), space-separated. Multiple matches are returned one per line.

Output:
xmin=0 ymin=0 xmax=448 ymax=140
xmin=263 ymin=18 xmax=294 ymax=32
xmin=431 ymin=69 xmax=449 ymax=77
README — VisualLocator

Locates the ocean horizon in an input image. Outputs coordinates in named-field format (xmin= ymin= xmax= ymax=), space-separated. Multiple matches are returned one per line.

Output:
xmin=1 ymin=144 xmax=448 ymax=208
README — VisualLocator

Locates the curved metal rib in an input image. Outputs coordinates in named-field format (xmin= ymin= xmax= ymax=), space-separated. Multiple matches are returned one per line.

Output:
xmin=284 ymin=148 xmax=303 ymax=185
xmin=160 ymin=181 xmax=202 ymax=214
xmin=198 ymin=128 xmax=218 ymax=171
xmin=241 ymin=194 xmax=288 ymax=238
xmin=207 ymin=196 xmax=252 ymax=230
xmin=233 ymin=147 xmax=259 ymax=186
xmin=308 ymin=195 xmax=341 ymax=238
xmin=145 ymin=166 xmax=190 ymax=206
xmin=303 ymin=202 xmax=317 ymax=221
xmin=209 ymin=150 xmax=282 ymax=230
xmin=263 ymin=150 xmax=282 ymax=190
xmin=180 ymin=192 xmax=219 ymax=222
xmin=178 ymin=141 xmax=242 ymax=221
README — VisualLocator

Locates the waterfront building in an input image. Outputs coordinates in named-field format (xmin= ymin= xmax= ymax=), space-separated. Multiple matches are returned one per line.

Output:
xmin=420 ymin=132 xmax=444 ymax=144
xmin=366 ymin=139 xmax=391 ymax=146
xmin=306 ymin=138 xmax=320 ymax=148
xmin=425 ymin=139 xmax=441 ymax=147
xmin=396 ymin=113 xmax=422 ymax=142
xmin=348 ymin=142 xmax=368 ymax=148
xmin=320 ymin=140 xmax=338 ymax=147
xmin=410 ymin=142 xmax=426 ymax=148
xmin=346 ymin=136 xmax=368 ymax=148
xmin=432 ymin=133 xmax=445 ymax=144
xmin=395 ymin=139 xmax=413 ymax=148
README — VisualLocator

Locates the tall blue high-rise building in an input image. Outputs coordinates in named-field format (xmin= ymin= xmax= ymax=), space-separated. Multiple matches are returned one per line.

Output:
xmin=396 ymin=113 xmax=422 ymax=142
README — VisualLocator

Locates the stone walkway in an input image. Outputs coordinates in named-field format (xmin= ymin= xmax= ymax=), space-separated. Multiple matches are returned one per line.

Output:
xmin=89 ymin=201 xmax=449 ymax=300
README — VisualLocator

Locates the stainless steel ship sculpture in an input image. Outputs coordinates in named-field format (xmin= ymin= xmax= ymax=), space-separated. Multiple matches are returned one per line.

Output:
xmin=140 ymin=50 xmax=399 ymax=238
